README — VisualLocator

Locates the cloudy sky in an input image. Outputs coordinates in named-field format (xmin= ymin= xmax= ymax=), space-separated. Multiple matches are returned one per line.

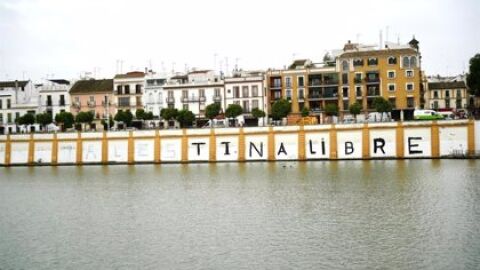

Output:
xmin=0 ymin=0 xmax=478 ymax=81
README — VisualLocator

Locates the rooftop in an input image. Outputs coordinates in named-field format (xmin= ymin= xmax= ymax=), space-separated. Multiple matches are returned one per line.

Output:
xmin=428 ymin=81 xmax=467 ymax=90
xmin=114 ymin=71 xmax=145 ymax=79
xmin=0 ymin=80 xmax=29 ymax=89
xmin=70 ymin=79 xmax=113 ymax=94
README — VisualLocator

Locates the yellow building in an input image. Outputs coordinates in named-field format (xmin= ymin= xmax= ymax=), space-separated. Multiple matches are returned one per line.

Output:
xmin=266 ymin=38 xmax=424 ymax=123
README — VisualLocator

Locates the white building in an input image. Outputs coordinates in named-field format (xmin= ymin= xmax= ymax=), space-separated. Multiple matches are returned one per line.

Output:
xmin=0 ymin=80 xmax=39 ymax=134
xmin=113 ymin=71 xmax=145 ymax=115
xmin=224 ymin=70 xmax=267 ymax=124
xmin=425 ymin=76 xmax=469 ymax=111
xmin=144 ymin=72 xmax=167 ymax=117
xmin=163 ymin=70 xmax=224 ymax=118
xmin=37 ymin=79 xmax=71 ymax=117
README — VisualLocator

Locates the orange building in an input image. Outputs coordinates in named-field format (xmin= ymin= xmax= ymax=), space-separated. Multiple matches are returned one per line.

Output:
xmin=69 ymin=79 xmax=115 ymax=120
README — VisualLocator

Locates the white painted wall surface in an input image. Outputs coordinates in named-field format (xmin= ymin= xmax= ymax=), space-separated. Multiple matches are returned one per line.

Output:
xmin=134 ymin=139 xmax=155 ymax=162
xmin=0 ymin=143 xmax=5 ymax=164
xmin=216 ymin=136 xmax=239 ymax=161
xmin=10 ymin=142 xmax=29 ymax=164
xmin=274 ymin=134 xmax=298 ymax=160
xmin=305 ymin=132 xmax=330 ymax=159
xmin=34 ymin=142 xmax=52 ymax=163
xmin=403 ymin=128 xmax=431 ymax=158
xmin=337 ymin=131 xmax=362 ymax=159
xmin=82 ymin=141 xmax=102 ymax=163
xmin=439 ymin=126 xmax=468 ymax=156
xmin=188 ymin=137 xmax=209 ymax=161
xmin=244 ymin=135 xmax=268 ymax=161
xmin=369 ymin=129 xmax=397 ymax=158
xmin=475 ymin=121 xmax=480 ymax=152
xmin=57 ymin=142 xmax=76 ymax=163
xmin=108 ymin=140 xmax=128 ymax=163
xmin=160 ymin=139 xmax=181 ymax=162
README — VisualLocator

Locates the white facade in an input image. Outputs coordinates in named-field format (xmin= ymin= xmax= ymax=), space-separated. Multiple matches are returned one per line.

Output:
xmin=113 ymin=71 xmax=145 ymax=115
xmin=37 ymin=79 xmax=71 ymax=117
xmin=224 ymin=71 xmax=266 ymax=118
xmin=0 ymin=80 xmax=39 ymax=133
xmin=163 ymin=70 xmax=224 ymax=118
xmin=144 ymin=72 xmax=167 ymax=117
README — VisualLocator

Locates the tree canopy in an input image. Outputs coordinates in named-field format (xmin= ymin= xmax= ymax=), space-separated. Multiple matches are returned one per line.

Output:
xmin=36 ymin=113 xmax=53 ymax=126
xmin=205 ymin=103 xmax=221 ymax=119
xmin=467 ymin=53 xmax=480 ymax=97
xmin=55 ymin=112 xmax=74 ymax=128
xmin=373 ymin=97 xmax=392 ymax=113
xmin=271 ymin=99 xmax=291 ymax=120
xmin=16 ymin=113 xmax=35 ymax=126
xmin=176 ymin=109 xmax=195 ymax=128
xmin=75 ymin=111 xmax=94 ymax=124
xmin=251 ymin=108 xmax=266 ymax=119
xmin=349 ymin=102 xmax=362 ymax=118
xmin=135 ymin=109 xmax=146 ymax=120
xmin=160 ymin=108 xmax=178 ymax=120
xmin=301 ymin=106 xmax=310 ymax=117
xmin=325 ymin=103 xmax=338 ymax=116
xmin=224 ymin=104 xmax=243 ymax=118
xmin=114 ymin=110 xmax=133 ymax=126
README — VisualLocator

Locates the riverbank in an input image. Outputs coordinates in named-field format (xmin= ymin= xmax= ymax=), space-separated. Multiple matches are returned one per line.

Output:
xmin=1 ymin=120 xmax=479 ymax=166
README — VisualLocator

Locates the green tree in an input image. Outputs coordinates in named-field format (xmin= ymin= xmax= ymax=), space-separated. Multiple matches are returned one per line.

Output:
xmin=75 ymin=111 xmax=94 ymax=126
xmin=16 ymin=113 xmax=36 ymax=126
xmin=35 ymin=113 xmax=53 ymax=128
xmin=135 ymin=109 xmax=146 ymax=120
xmin=325 ymin=103 xmax=338 ymax=123
xmin=205 ymin=103 xmax=222 ymax=119
xmin=144 ymin=111 xmax=154 ymax=120
xmin=101 ymin=115 xmax=114 ymax=130
xmin=176 ymin=109 xmax=195 ymax=128
xmin=467 ymin=53 xmax=480 ymax=97
xmin=160 ymin=108 xmax=178 ymax=121
xmin=271 ymin=99 xmax=291 ymax=120
xmin=55 ymin=112 xmax=74 ymax=129
xmin=373 ymin=97 xmax=392 ymax=121
xmin=349 ymin=102 xmax=362 ymax=122
xmin=251 ymin=108 xmax=266 ymax=126
xmin=224 ymin=104 xmax=243 ymax=118
xmin=301 ymin=106 xmax=310 ymax=117
xmin=114 ymin=110 xmax=133 ymax=126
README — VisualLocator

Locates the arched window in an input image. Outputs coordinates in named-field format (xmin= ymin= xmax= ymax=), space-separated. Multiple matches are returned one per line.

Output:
xmin=410 ymin=56 xmax=417 ymax=68
xmin=342 ymin=60 xmax=349 ymax=71
xmin=403 ymin=56 xmax=410 ymax=68
xmin=388 ymin=56 xmax=397 ymax=65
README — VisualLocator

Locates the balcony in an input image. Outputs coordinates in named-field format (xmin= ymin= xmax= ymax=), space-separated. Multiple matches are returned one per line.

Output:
xmin=367 ymin=89 xmax=380 ymax=97
xmin=87 ymin=101 xmax=96 ymax=108
xmin=102 ymin=101 xmax=112 ymax=106
xmin=59 ymin=101 xmax=66 ymax=106
xmin=118 ymin=102 xmax=131 ymax=108
xmin=323 ymin=79 xmax=339 ymax=85
xmin=46 ymin=101 xmax=53 ymax=107
xmin=72 ymin=102 xmax=80 ymax=109
xmin=298 ymin=95 xmax=305 ymax=102
xmin=270 ymin=84 xmax=282 ymax=89
xmin=365 ymin=73 xmax=380 ymax=83
xmin=213 ymin=95 xmax=222 ymax=103
xmin=354 ymin=78 xmax=362 ymax=84
xmin=166 ymin=97 xmax=175 ymax=104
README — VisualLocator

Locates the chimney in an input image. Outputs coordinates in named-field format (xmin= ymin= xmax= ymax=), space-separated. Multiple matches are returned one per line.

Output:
xmin=15 ymin=80 xmax=19 ymax=102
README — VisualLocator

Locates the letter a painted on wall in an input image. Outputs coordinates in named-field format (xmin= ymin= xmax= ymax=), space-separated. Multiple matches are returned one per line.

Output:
xmin=277 ymin=143 xmax=287 ymax=156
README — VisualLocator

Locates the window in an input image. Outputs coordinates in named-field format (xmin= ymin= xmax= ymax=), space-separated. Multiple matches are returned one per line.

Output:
xmin=243 ymin=100 xmax=250 ymax=113
xmin=389 ymin=98 xmax=396 ymax=109
xmin=124 ymin=85 xmax=130 ymax=94
xmin=182 ymin=90 xmax=188 ymax=98
xmin=7 ymin=99 xmax=11 ymax=109
xmin=354 ymin=73 xmax=362 ymax=83
xmin=410 ymin=56 xmax=417 ymax=68
xmin=406 ymin=83 xmax=414 ymax=91
xmin=342 ymin=73 xmax=348 ymax=84
xmin=214 ymin=88 xmax=221 ymax=97
xmin=367 ymin=57 xmax=378 ymax=66
xmin=135 ymin=84 xmax=142 ymax=94
xmin=353 ymin=58 xmax=364 ymax=67
xmin=252 ymin=100 xmax=259 ymax=109
xmin=0 ymin=100 xmax=2 ymax=109
xmin=298 ymin=89 xmax=305 ymax=99
xmin=89 ymin=96 xmax=94 ymax=102
xmin=183 ymin=104 xmax=189 ymax=110
xmin=7 ymin=113 xmax=12 ymax=123
xmin=445 ymin=90 xmax=450 ymax=98
xmin=342 ymin=60 xmax=349 ymax=71
xmin=388 ymin=56 xmax=397 ymax=65
xmin=388 ymin=83 xmax=396 ymax=91
xmin=356 ymin=86 xmax=362 ymax=98
xmin=285 ymin=77 xmax=292 ymax=88
xmin=433 ymin=91 xmax=439 ymax=98
xmin=343 ymin=100 xmax=349 ymax=110
xmin=272 ymin=78 xmax=281 ymax=88
xmin=119 ymin=97 xmax=130 ymax=106
xmin=168 ymin=91 xmax=174 ymax=98
xmin=445 ymin=99 xmax=450 ymax=108
xmin=405 ymin=70 xmax=414 ymax=78
xmin=46 ymin=95 xmax=52 ymax=106
xmin=433 ymin=101 xmax=439 ymax=109
xmin=242 ymin=86 xmax=249 ymax=97
xmin=233 ymin=87 xmax=240 ymax=98
xmin=15 ymin=112 xmax=20 ymax=120
xmin=456 ymin=98 xmax=462 ymax=109
xmin=117 ymin=85 xmax=123 ymax=94
xmin=60 ymin=95 xmax=65 ymax=106
xmin=251 ymin=86 xmax=258 ymax=97
xmin=402 ymin=56 xmax=410 ymax=68
xmin=456 ymin=90 xmax=462 ymax=98
xmin=0 ymin=113 xmax=3 ymax=124
xmin=298 ymin=76 xmax=304 ymax=87
xmin=407 ymin=97 xmax=415 ymax=108
xmin=342 ymin=87 xmax=349 ymax=98
xmin=286 ymin=89 xmax=292 ymax=100
xmin=387 ymin=71 xmax=395 ymax=79
xmin=199 ymin=89 xmax=205 ymax=98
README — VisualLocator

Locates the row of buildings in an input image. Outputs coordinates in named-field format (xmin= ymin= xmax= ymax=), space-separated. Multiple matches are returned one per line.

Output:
xmin=0 ymin=37 xmax=474 ymax=131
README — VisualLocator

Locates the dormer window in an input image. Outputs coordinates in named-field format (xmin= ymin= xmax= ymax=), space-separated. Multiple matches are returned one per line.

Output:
xmin=388 ymin=56 xmax=397 ymax=65
xmin=367 ymin=58 xmax=378 ymax=66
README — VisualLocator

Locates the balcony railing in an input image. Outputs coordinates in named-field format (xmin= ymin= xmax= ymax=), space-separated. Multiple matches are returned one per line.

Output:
xmin=101 ymin=101 xmax=111 ymax=106
xmin=367 ymin=89 xmax=380 ymax=96
xmin=166 ymin=97 xmax=175 ymax=104
xmin=354 ymin=78 xmax=362 ymax=84
xmin=72 ymin=102 xmax=80 ymax=108
xmin=46 ymin=101 xmax=53 ymax=107
xmin=87 ymin=101 xmax=96 ymax=107
xmin=270 ymin=84 xmax=282 ymax=89
xmin=213 ymin=95 xmax=222 ymax=102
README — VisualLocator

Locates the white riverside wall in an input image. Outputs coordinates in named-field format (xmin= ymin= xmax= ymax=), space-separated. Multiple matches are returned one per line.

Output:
xmin=0 ymin=120 xmax=478 ymax=166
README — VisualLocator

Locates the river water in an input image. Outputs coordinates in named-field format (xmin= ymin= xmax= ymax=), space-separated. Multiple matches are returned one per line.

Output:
xmin=1 ymin=160 xmax=479 ymax=269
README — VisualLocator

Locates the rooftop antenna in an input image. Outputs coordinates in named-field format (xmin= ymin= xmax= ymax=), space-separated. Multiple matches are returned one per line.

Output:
xmin=397 ymin=34 xmax=400 ymax=45
xmin=214 ymin=53 xmax=218 ymax=73
xmin=184 ymin=63 xmax=188 ymax=73
xmin=235 ymin=57 xmax=240 ymax=71
xmin=379 ymin=30 xmax=383 ymax=49
xmin=225 ymin=57 xmax=229 ymax=77
xmin=171 ymin=62 xmax=175 ymax=75
xmin=386 ymin=26 xmax=390 ymax=44
xmin=356 ymin=33 xmax=361 ymax=43
xmin=161 ymin=61 xmax=166 ymax=74
xmin=219 ymin=60 xmax=223 ymax=75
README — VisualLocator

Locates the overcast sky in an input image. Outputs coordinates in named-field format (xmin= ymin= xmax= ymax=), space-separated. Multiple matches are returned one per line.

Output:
xmin=0 ymin=0 xmax=479 ymax=82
